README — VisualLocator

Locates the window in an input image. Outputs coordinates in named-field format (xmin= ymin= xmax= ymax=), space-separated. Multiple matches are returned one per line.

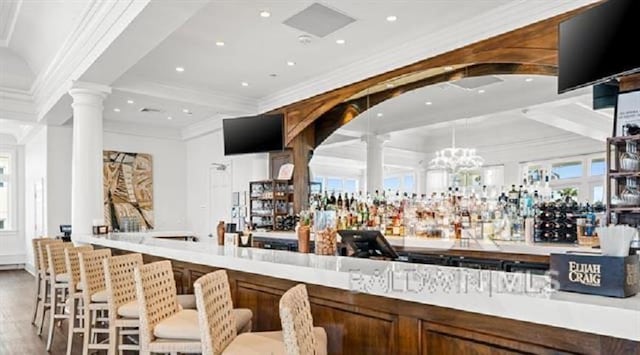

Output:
xmin=343 ymin=179 xmax=357 ymax=194
xmin=592 ymin=185 xmax=604 ymax=203
xmin=383 ymin=177 xmax=400 ymax=192
xmin=590 ymin=158 xmax=605 ymax=176
xmin=0 ymin=152 xmax=12 ymax=231
xmin=326 ymin=178 xmax=343 ymax=193
xmin=403 ymin=175 xmax=415 ymax=193
xmin=552 ymin=186 xmax=579 ymax=201
xmin=551 ymin=161 xmax=582 ymax=180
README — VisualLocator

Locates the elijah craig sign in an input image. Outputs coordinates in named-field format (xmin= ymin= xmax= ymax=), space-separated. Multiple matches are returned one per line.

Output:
xmin=551 ymin=253 xmax=639 ymax=298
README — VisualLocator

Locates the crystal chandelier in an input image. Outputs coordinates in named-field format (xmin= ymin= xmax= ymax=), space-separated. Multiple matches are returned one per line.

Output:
xmin=428 ymin=125 xmax=484 ymax=172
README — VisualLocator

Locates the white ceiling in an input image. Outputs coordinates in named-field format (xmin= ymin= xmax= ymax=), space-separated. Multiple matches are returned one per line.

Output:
xmin=0 ymin=0 xmax=87 ymax=89
xmin=115 ymin=0 xmax=510 ymax=100
xmin=103 ymin=89 xmax=221 ymax=129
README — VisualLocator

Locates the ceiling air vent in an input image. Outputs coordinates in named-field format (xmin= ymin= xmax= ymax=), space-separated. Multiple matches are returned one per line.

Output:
xmin=449 ymin=76 xmax=504 ymax=90
xmin=139 ymin=107 xmax=164 ymax=113
xmin=283 ymin=3 xmax=355 ymax=38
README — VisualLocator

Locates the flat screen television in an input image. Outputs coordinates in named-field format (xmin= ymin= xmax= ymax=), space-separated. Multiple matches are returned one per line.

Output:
xmin=558 ymin=0 xmax=640 ymax=94
xmin=223 ymin=114 xmax=284 ymax=155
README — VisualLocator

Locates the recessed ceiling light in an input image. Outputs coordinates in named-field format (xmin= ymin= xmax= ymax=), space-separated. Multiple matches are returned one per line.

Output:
xmin=241 ymin=82 xmax=249 ymax=87
xmin=269 ymin=73 xmax=278 ymax=78
xmin=127 ymin=99 xmax=134 ymax=104
xmin=287 ymin=61 xmax=296 ymax=66
xmin=377 ymin=113 xmax=384 ymax=117
xmin=444 ymin=66 xmax=454 ymax=71
xmin=260 ymin=10 xmax=271 ymax=18
xmin=113 ymin=108 xmax=120 ymax=112
xmin=336 ymin=39 xmax=346 ymax=45
xmin=182 ymin=108 xmax=190 ymax=113
xmin=215 ymin=41 xmax=225 ymax=47
xmin=167 ymin=116 xmax=173 ymax=120
xmin=386 ymin=15 xmax=397 ymax=22
xmin=478 ymin=89 xmax=486 ymax=94
xmin=175 ymin=67 xmax=185 ymax=72
xmin=425 ymin=101 xmax=433 ymax=105
xmin=525 ymin=78 xmax=534 ymax=82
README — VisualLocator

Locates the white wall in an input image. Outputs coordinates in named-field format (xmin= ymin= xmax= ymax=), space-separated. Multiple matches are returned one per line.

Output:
xmin=104 ymin=131 xmax=188 ymax=231
xmin=186 ymin=129 xmax=268 ymax=238
xmin=46 ymin=125 xmax=72 ymax=235
xmin=23 ymin=126 xmax=47 ymax=269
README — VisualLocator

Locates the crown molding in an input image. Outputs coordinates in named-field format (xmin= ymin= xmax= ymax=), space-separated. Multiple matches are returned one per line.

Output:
xmin=0 ymin=86 xmax=36 ymax=122
xmin=0 ymin=0 xmax=22 ymax=47
xmin=257 ymin=0 xmax=600 ymax=113
xmin=31 ymin=0 xmax=151 ymax=121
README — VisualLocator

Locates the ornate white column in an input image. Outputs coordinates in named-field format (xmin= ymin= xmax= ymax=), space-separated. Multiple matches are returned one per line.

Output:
xmin=69 ymin=82 xmax=111 ymax=236
xmin=363 ymin=134 xmax=387 ymax=193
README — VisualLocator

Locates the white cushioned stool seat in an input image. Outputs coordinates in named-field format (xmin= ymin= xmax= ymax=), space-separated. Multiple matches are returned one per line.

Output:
xmin=55 ymin=272 xmax=70 ymax=283
xmin=222 ymin=327 xmax=327 ymax=355
xmin=90 ymin=289 xmax=108 ymax=303
xmin=154 ymin=309 xmax=200 ymax=341
xmin=117 ymin=294 xmax=200 ymax=319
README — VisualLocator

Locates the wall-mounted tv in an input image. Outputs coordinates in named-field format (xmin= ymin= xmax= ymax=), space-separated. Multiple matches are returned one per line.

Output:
xmin=558 ymin=0 xmax=640 ymax=94
xmin=223 ymin=114 xmax=284 ymax=155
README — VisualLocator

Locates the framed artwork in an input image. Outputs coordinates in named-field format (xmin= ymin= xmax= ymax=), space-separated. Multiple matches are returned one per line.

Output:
xmin=103 ymin=151 xmax=154 ymax=230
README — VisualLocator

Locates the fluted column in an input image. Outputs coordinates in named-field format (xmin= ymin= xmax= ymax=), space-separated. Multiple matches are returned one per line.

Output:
xmin=69 ymin=82 xmax=111 ymax=236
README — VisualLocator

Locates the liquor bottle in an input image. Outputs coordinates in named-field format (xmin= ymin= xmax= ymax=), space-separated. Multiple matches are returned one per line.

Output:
xmin=329 ymin=192 xmax=337 ymax=206
xmin=508 ymin=185 xmax=519 ymax=205
xmin=337 ymin=193 xmax=343 ymax=209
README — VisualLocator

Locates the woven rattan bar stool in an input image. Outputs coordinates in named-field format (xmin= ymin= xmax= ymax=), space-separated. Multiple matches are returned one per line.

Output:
xmin=64 ymin=245 xmax=94 ymax=355
xmin=30 ymin=237 xmax=55 ymax=326
xmin=104 ymin=253 xmax=144 ymax=355
xmin=134 ymin=260 xmax=202 ymax=355
xmin=35 ymin=238 xmax=63 ymax=335
xmin=44 ymin=242 xmax=74 ymax=351
xmin=79 ymin=249 xmax=112 ymax=355
xmin=197 ymin=278 xmax=327 ymax=355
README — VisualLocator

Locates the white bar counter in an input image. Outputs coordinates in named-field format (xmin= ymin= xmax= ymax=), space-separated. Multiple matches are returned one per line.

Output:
xmin=73 ymin=232 xmax=640 ymax=342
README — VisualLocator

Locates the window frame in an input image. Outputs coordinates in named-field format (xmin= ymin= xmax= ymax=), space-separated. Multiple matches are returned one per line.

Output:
xmin=0 ymin=147 xmax=17 ymax=233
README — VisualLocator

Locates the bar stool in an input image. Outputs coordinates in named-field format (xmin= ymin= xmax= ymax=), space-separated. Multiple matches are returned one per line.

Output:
xmin=134 ymin=260 xmax=201 ymax=354
xmin=104 ymin=253 xmax=144 ymax=354
xmin=64 ymin=245 xmax=94 ymax=355
xmin=79 ymin=249 xmax=112 ymax=355
xmin=195 ymin=275 xmax=327 ymax=355
xmin=278 ymin=284 xmax=327 ymax=355
xmin=30 ymin=237 xmax=54 ymax=326
xmin=36 ymin=239 xmax=63 ymax=335
xmin=45 ymin=242 xmax=74 ymax=351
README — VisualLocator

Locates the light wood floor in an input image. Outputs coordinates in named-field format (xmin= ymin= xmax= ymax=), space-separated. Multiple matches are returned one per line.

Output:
xmin=0 ymin=269 xmax=84 ymax=355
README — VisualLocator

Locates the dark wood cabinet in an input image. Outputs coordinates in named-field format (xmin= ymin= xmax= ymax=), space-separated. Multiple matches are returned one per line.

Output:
xmin=112 ymin=248 xmax=638 ymax=355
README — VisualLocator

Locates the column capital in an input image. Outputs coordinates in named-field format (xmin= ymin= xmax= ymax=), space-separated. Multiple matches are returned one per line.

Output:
xmin=361 ymin=133 xmax=390 ymax=145
xmin=69 ymin=81 xmax=111 ymax=106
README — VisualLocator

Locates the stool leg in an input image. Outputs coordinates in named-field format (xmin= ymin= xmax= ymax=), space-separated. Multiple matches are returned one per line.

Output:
xmin=46 ymin=285 xmax=58 ymax=351
xmin=38 ymin=278 xmax=50 ymax=335
xmin=66 ymin=296 xmax=77 ymax=355
xmin=31 ymin=272 xmax=42 ymax=325
xmin=82 ymin=305 xmax=91 ymax=355
xmin=108 ymin=324 xmax=117 ymax=355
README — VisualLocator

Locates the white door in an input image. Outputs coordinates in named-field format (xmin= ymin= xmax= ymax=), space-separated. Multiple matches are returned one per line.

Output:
xmin=209 ymin=164 xmax=232 ymax=233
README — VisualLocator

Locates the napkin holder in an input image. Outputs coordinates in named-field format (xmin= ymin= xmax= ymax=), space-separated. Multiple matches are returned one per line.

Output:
xmin=550 ymin=253 xmax=639 ymax=298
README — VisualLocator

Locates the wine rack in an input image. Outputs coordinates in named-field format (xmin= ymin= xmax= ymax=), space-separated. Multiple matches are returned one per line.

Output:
xmin=249 ymin=179 xmax=293 ymax=231
xmin=534 ymin=202 xmax=578 ymax=243
xmin=606 ymin=135 xmax=640 ymax=225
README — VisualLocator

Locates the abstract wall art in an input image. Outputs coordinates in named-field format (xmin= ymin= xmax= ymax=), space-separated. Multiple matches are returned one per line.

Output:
xmin=103 ymin=150 xmax=154 ymax=230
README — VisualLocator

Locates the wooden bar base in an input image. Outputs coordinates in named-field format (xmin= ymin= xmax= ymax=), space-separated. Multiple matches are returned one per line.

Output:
xmin=108 ymin=248 xmax=638 ymax=355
